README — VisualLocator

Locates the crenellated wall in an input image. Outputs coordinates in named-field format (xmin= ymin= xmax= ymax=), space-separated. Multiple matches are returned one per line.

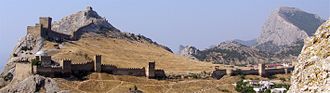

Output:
xmin=33 ymin=55 xmax=166 ymax=79
xmin=71 ymin=61 xmax=94 ymax=72
xmin=35 ymin=66 xmax=63 ymax=77
xmin=101 ymin=64 xmax=117 ymax=73
xmin=113 ymin=68 xmax=146 ymax=76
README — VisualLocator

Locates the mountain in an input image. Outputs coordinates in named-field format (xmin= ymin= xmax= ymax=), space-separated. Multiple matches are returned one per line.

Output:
xmin=257 ymin=6 xmax=324 ymax=46
xmin=179 ymin=6 xmax=324 ymax=65
xmin=179 ymin=41 xmax=269 ymax=65
xmin=233 ymin=39 xmax=257 ymax=46
xmin=289 ymin=19 xmax=330 ymax=93
xmin=0 ymin=6 xmax=229 ymax=92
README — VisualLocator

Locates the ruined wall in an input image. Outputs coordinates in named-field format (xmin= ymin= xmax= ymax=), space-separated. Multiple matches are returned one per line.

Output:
xmin=211 ymin=69 xmax=226 ymax=79
xmin=113 ymin=68 xmax=146 ymax=76
xmin=14 ymin=62 xmax=32 ymax=81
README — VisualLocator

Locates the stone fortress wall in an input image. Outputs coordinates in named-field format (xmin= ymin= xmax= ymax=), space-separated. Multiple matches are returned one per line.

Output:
xmin=212 ymin=64 xmax=294 ymax=79
xmin=31 ymin=54 xmax=165 ymax=78
xmin=27 ymin=17 xmax=75 ymax=43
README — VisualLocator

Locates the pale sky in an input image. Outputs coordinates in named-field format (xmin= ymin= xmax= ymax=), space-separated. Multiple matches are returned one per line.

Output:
xmin=0 ymin=0 xmax=329 ymax=69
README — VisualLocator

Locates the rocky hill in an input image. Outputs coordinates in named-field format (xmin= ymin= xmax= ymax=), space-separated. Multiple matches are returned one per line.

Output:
xmin=179 ymin=41 xmax=269 ymax=65
xmin=0 ymin=6 xmax=227 ymax=93
xmin=289 ymin=19 xmax=330 ymax=93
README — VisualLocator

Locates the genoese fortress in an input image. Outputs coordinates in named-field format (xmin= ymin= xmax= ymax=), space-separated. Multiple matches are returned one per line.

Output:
xmin=13 ymin=16 xmax=294 ymax=80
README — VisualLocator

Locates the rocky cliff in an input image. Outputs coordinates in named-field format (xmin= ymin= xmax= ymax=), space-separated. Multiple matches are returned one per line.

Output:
xmin=257 ymin=6 xmax=324 ymax=46
xmin=289 ymin=19 xmax=330 ymax=93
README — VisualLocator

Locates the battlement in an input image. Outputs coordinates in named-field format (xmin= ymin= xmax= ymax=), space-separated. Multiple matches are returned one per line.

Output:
xmin=101 ymin=64 xmax=117 ymax=67
xmin=33 ymin=55 xmax=165 ymax=79
xmin=50 ymin=66 xmax=62 ymax=69
xmin=71 ymin=61 xmax=93 ymax=65
xmin=62 ymin=59 xmax=72 ymax=62
xmin=117 ymin=67 xmax=145 ymax=70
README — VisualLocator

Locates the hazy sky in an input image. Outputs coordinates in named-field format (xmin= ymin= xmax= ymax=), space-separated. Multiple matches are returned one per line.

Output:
xmin=0 ymin=0 xmax=329 ymax=69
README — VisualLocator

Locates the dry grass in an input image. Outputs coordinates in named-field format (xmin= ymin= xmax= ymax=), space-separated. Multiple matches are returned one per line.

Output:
xmin=45 ymin=37 xmax=224 ymax=73
xmin=43 ymin=36 xmax=239 ymax=92
xmin=41 ymin=37 xmax=292 ymax=93
xmin=55 ymin=73 xmax=239 ymax=93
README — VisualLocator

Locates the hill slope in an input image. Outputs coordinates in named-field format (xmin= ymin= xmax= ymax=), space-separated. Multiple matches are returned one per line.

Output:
xmin=0 ymin=6 xmax=225 ymax=92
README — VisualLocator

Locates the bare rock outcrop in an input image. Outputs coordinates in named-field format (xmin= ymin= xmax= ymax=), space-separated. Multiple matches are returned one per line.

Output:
xmin=257 ymin=6 xmax=324 ymax=46
xmin=289 ymin=19 xmax=330 ymax=93
xmin=178 ymin=45 xmax=202 ymax=60
xmin=0 ymin=75 xmax=65 ymax=93
xmin=52 ymin=6 xmax=118 ymax=36
xmin=51 ymin=6 xmax=172 ymax=52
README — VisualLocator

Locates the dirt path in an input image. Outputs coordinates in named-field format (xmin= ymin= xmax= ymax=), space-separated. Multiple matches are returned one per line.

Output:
xmin=106 ymin=81 xmax=124 ymax=93
xmin=58 ymin=81 xmax=87 ymax=93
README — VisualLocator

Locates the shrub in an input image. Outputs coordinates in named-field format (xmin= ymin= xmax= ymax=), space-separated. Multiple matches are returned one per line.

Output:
xmin=280 ymin=78 xmax=286 ymax=81
xmin=235 ymin=80 xmax=254 ymax=93
xmin=31 ymin=59 xmax=41 ymax=66
xmin=273 ymin=83 xmax=290 ymax=90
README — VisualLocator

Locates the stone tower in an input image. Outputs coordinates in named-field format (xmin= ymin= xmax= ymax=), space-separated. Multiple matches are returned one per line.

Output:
xmin=94 ymin=55 xmax=102 ymax=72
xmin=62 ymin=59 xmax=72 ymax=74
xmin=146 ymin=61 xmax=155 ymax=78
xmin=39 ymin=17 xmax=52 ymax=38
xmin=258 ymin=63 xmax=266 ymax=77
xmin=226 ymin=68 xmax=233 ymax=76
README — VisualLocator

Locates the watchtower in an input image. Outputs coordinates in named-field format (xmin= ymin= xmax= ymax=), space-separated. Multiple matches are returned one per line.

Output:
xmin=62 ymin=59 xmax=72 ymax=74
xmin=258 ymin=63 xmax=266 ymax=77
xmin=146 ymin=61 xmax=155 ymax=78
xmin=226 ymin=68 xmax=233 ymax=76
xmin=39 ymin=17 xmax=52 ymax=38
xmin=94 ymin=55 xmax=102 ymax=72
